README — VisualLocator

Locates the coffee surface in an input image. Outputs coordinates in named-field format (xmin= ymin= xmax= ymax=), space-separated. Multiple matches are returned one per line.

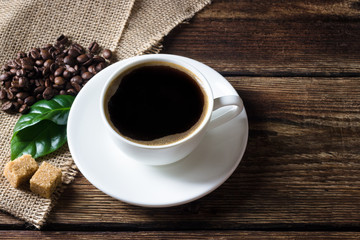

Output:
xmin=108 ymin=65 xmax=205 ymax=143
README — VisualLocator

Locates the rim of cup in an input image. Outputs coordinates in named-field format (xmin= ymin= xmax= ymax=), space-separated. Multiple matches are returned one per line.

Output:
xmin=99 ymin=54 xmax=214 ymax=149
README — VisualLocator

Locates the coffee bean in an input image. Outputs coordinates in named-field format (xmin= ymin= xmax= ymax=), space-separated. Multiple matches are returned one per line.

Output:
xmin=27 ymin=56 xmax=35 ymax=63
xmin=35 ymin=59 xmax=44 ymax=66
xmin=6 ymin=90 xmax=14 ymax=100
xmin=17 ymin=98 xmax=24 ymax=105
xmin=56 ymin=50 xmax=66 ymax=58
xmin=4 ymin=81 xmax=11 ymax=88
xmin=95 ymin=62 xmax=107 ymax=72
xmin=9 ymin=87 xmax=20 ymax=93
xmin=43 ymin=87 xmax=54 ymax=100
xmin=42 ymin=67 xmax=51 ymax=77
xmin=63 ymin=70 xmax=72 ymax=79
xmin=30 ymin=49 xmax=41 ymax=60
xmin=65 ymin=82 xmax=72 ymax=90
xmin=9 ymin=68 xmax=17 ymax=75
xmin=16 ymin=92 xmax=29 ymax=99
xmin=14 ymin=59 xmax=22 ymax=69
xmin=19 ymin=104 xmax=29 ymax=114
xmin=8 ymin=60 xmax=18 ymax=69
xmin=27 ymin=71 xmax=36 ymax=78
xmin=70 ymin=75 xmax=83 ymax=85
xmin=45 ymin=78 xmax=52 ymax=88
xmin=43 ymin=59 xmax=54 ymax=68
xmin=76 ymin=54 xmax=89 ymax=64
xmin=53 ymin=84 xmax=64 ymax=90
xmin=51 ymin=49 xmax=62 ymax=59
xmin=34 ymin=86 xmax=45 ymax=94
xmin=56 ymin=34 xmax=68 ymax=45
xmin=66 ymin=88 xmax=77 ymax=96
xmin=17 ymin=51 xmax=27 ymax=59
xmin=71 ymin=82 xmax=81 ymax=92
xmin=64 ymin=56 xmax=76 ymax=66
xmin=54 ymin=67 xmax=65 ymax=77
xmin=22 ymin=57 xmax=34 ymax=65
xmin=0 ymin=89 xmax=7 ymax=99
xmin=93 ymin=55 xmax=105 ymax=63
xmin=31 ymin=69 xmax=39 ymax=77
xmin=88 ymin=65 xmax=96 ymax=74
xmin=18 ymin=77 xmax=28 ymax=87
xmin=88 ymin=41 xmax=100 ymax=53
xmin=16 ymin=69 xmax=25 ymax=77
xmin=48 ymin=46 xmax=56 ymax=55
xmin=68 ymin=48 xmax=81 ymax=58
xmin=42 ymin=44 xmax=53 ymax=49
xmin=24 ymin=96 xmax=35 ymax=106
xmin=102 ymin=49 xmax=112 ymax=59
xmin=22 ymin=63 xmax=33 ymax=71
xmin=40 ymin=49 xmax=52 ymax=60
xmin=59 ymin=90 xmax=66 ymax=95
xmin=81 ymin=72 xmax=94 ymax=80
xmin=72 ymin=43 xmax=84 ymax=54
xmin=14 ymin=102 xmax=21 ymax=110
xmin=54 ymin=76 xmax=65 ymax=85
xmin=80 ymin=66 xmax=87 ymax=75
xmin=83 ymin=58 xmax=93 ymax=67
xmin=0 ymin=73 xmax=10 ymax=81
xmin=1 ymin=101 xmax=13 ymax=112
xmin=55 ymin=57 xmax=64 ymax=65
xmin=54 ymin=43 xmax=64 ymax=52
xmin=11 ymin=80 xmax=20 ymax=88
xmin=65 ymin=65 xmax=77 ymax=73
xmin=50 ymin=63 xmax=57 ymax=73
xmin=13 ymin=102 xmax=20 ymax=111
xmin=53 ymin=89 xmax=60 ymax=96
xmin=1 ymin=64 xmax=10 ymax=71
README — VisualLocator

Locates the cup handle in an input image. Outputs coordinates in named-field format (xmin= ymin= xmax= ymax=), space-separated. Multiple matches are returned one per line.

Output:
xmin=208 ymin=95 xmax=244 ymax=129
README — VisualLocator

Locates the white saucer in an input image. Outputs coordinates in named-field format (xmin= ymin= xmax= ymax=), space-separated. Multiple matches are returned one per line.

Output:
xmin=67 ymin=55 xmax=248 ymax=207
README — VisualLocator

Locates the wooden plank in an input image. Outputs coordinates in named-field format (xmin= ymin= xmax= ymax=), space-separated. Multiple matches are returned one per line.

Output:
xmin=1 ymin=76 xmax=359 ymax=228
xmin=37 ymin=76 xmax=359 ymax=228
xmin=0 ymin=214 xmax=23 ymax=227
xmin=162 ymin=0 xmax=360 ymax=75
xmin=1 ymin=231 xmax=360 ymax=239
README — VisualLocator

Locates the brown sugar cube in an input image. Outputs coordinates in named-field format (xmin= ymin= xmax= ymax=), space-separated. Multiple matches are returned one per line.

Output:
xmin=30 ymin=162 xmax=62 ymax=198
xmin=3 ymin=154 xmax=38 ymax=188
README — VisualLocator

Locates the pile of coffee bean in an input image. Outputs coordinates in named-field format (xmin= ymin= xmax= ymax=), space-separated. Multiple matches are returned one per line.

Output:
xmin=0 ymin=35 xmax=112 ymax=114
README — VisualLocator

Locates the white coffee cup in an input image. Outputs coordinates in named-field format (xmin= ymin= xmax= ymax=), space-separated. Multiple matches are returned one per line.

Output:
xmin=100 ymin=54 xmax=243 ymax=165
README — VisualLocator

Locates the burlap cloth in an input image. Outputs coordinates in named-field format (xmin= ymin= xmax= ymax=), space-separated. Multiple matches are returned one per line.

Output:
xmin=0 ymin=0 xmax=211 ymax=228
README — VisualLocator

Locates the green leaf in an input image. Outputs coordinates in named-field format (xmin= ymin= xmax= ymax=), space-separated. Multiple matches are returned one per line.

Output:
xmin=11 ymin=120 xmax=67 ymax=160
xmin=13 ymin=95 xmax=75 ymax=136
xmin=10 ymin=95 xmax=75 ymax=160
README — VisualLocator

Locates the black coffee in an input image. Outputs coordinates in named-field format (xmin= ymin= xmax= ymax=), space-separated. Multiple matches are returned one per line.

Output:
xmin=107 ymin=63 xmax=206 ymax=144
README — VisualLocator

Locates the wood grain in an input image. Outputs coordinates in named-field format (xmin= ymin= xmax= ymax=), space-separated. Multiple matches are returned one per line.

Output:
xmin=1 ymin=231 xmax=360 ymax=240
xmin=40 ymin=76 xmax=359 ymax=229
xmin=1 ymin=0 xmax=360 ymax=236
xmin=163 ymin=0 xmax=360 ymax=75
xmin=1 ymin=76 xmax=359 ymax=229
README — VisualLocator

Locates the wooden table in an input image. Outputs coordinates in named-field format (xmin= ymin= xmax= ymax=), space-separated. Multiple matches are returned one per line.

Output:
xmin=1 ymin=0 xmax=360 ymax=239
